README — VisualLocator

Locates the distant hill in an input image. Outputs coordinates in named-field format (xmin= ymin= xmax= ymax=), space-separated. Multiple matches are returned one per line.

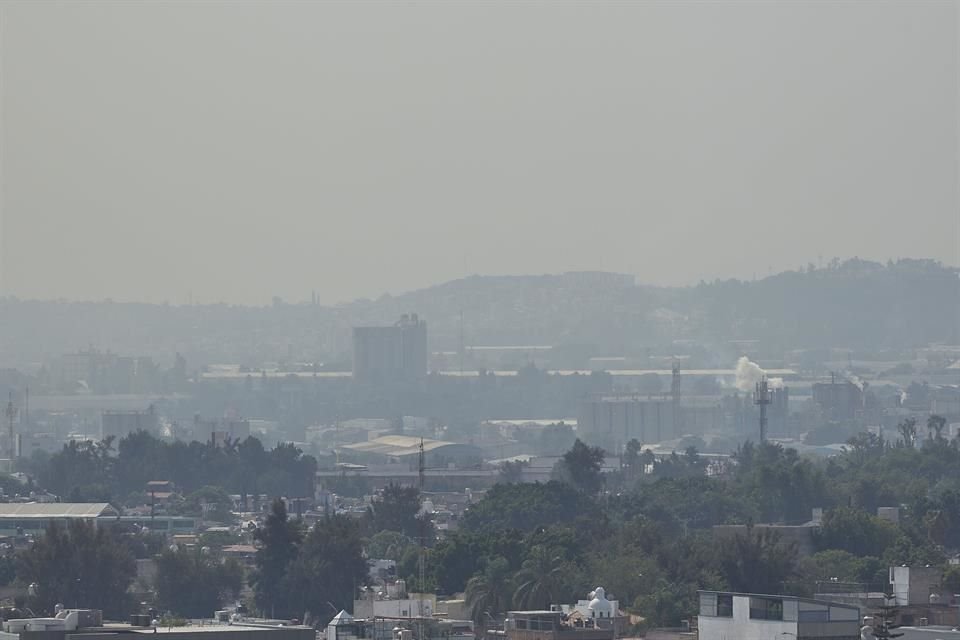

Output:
xmin=0 ymin=258 xmax=956 ymax=367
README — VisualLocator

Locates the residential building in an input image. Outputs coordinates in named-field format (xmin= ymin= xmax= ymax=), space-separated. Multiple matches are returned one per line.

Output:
xmin=353 ymin=586 xmax=435 ymax=619
xmin=812 ymin=377 xmax=864 ymax=422
xmin=353 ymin=314 xmax=428 ymax=384
xmin=890 ymin=566 xmax=944 ymax=606
xmin=102 ymin=407 xmax=159 ymax=440
xmin=697 ymin=591 xmax=860 ymax=640
xmin=326 ymin=610 xmax=472 ymax=640
xmin=2 ymin=608 xmax=313 ymax=640
xmin=503 ymin=611 xmax=612 ymax=640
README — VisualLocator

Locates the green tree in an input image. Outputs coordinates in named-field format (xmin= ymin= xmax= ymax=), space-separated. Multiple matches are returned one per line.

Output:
xmin=155 ymin=548 xmax=243 ymax=618
xmin=622 ymin=439 xmax=644 ymax=481
xmin=927 ymin=415 xmax=947 ymax=442
xmin=365 ymin=530 xmax=415 ymax=561
xmin=465 ymin=557 xmax=514 ymax=626
xmin=512 ymin=546 xmax=565 ymax=610
xmin=0 ymin=553 xmax=16 ymax=586
xmin=815 ymin=507 xmax=898 ymax=557
xmin=171 ymin=486 xmax=236 ymax=524
xmin=286 ymin=515 xmax=369 ymax=625
xmin=431 ymin=530 xmax=525 ymax=596
xmin=843 ymin=431 xmax=886 ymax=468
xmin=199 ymin=530 xmax=237 ymax=551
xmin=368 ymin=483 xmax=426 ymax=539
xmin=716 ymin=527 xmax=797 ymax=594
xmin=798 ymin=550 xmax=885 ymax=587
xmin=461 ymin=482 xmax=599 ymax=533
xmin=897 ymin=418 xmax=918 ymax=448
xmin=17 ymin=520 xmax=135 ymax=619
xmin=943 ymin=565 xmax=960 ymax=594
xmin=41 ymin=438 xmax=115 ymax=499
xmin=251 ymin=499 xmax=303 ymax=618
xmin=498 ymin=461 xmax=528 ymax=484
xmin=633 ymin=580 xmax=697 ymax=628
xmin=551 ymin=440 xmax=605 ymax=494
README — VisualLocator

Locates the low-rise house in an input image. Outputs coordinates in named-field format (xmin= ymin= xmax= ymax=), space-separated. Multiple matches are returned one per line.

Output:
xmin=698 ymin=591 xmax=860 ymax=640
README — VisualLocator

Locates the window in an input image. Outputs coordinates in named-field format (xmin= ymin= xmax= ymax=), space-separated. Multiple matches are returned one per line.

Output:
xmin=749 ymin=597 xmax=783 ymax=621
xmin=798 ymin=609 xmax=828 ymax=622
xmin=716 ymin=594 xmax=733 ymax=617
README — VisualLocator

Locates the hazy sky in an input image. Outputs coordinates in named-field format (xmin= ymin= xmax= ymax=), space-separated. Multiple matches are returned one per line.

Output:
xmin=1 ymin=1 xmax=957 ymax=305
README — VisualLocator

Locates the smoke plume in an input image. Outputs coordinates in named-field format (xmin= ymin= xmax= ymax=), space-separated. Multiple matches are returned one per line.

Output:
xmin=734 ymin=356 xmax=783 ymax=392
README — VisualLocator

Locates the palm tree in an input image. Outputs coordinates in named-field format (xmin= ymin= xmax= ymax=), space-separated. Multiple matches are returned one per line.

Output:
xmin=897 ymin=418 xmax=917 ymax=448
xmin=928 ymin=414 xmax=947 ymax=442
xmin=465 ymin=557 xmax=513 ymax=628
xmin=513 ymin=546 xmax=565 ymax=610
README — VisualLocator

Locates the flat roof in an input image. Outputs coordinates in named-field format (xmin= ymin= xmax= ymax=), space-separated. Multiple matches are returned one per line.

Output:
xmin=129 ymin=625 xmax=312 ymax=634
xmin=200 ymin=368 xmax=797 ymax=379
xmin=898 ymin=628 xmax=960 ymax=639
xmin=698 ymin=591 xmax=859 ymax=610
xmin=0 ymin=503 xmax=116 ymax=518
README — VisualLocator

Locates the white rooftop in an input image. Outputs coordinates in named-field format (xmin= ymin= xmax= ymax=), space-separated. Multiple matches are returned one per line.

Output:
xmin=0 ymin=503 xmax=117 ymax=518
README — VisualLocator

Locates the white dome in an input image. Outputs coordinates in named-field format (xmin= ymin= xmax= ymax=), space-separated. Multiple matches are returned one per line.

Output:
xmin=588 ymin=587 xmax=612 ymax=616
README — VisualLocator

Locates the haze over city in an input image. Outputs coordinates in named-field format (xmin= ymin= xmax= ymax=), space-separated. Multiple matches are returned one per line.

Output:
xmin=1 ymin=0 xmax=957 ymax=305
xmin=1 ymin=2 xmax=960 ymax=640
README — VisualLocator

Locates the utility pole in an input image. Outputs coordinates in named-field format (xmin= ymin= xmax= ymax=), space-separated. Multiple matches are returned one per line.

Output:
xmin=755 ymin=377 xmax=771 ymax=443
xmin=418 ymin=438 xmax=426 ymax=640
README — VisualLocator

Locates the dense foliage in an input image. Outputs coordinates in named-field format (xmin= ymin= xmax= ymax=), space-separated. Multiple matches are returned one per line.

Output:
xmin=156 ymin=547 xmax=244 ymax=618
xmin=27 ymin=431 xmax=317 ymax=504
xmin=251 ymin=499 xmax=368 ymax=624
xmin=368 ymin=427 xmax=960 ymax=627
xmin=16 ymin=521 xmax=136 ymax=619
xmin=9 ymin=415 xmax=960 ymax=628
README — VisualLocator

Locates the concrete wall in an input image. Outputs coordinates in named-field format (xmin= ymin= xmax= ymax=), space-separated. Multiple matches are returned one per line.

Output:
xmin=698 ymin=596 xmax=796 ymax=640
xmin=577 ymin=399 xmax=674 ymax=448
xmin=891 ymin=566 xmax=943 ymax=606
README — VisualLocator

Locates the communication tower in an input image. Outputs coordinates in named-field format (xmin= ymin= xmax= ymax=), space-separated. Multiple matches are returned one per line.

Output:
xmin=754 ymin=376 xmax=771 ymax=442
xmin=418 ymin=438 xmax=426 ymax=640
xmin=671 ymin=363 xmax=682 ymax=438
xmin=4 ymin=392 xmax=17 ymax=460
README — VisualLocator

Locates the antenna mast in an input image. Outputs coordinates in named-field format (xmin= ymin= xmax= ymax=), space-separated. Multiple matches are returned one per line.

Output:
xmin=754 ymin=376 xmax=771 ymax=443
xmin=418 ymin=438 xmax=426 ymax=640
xmin=671 ymin=362 xmax=681 ymax=439
xmin=4 ymin=392 xmax=16 ymax=461
xmin=458 ymin=310 xmax=464 ymax=375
